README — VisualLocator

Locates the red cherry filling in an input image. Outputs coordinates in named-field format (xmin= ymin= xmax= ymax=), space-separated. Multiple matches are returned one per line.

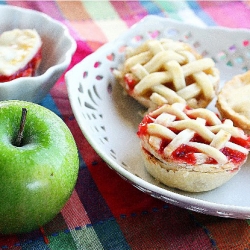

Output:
xmin=221 ymin=147 xmax=246 ymax=165
xmin=172 ymin=144 xmax=198 ymax=164
xmin=138 ymin=114 xmax=249 ymax=165
xmin=137 ymin=115 xmax=154 ymax=137
xmin=124 ymin=73 xmax=137 ymax=93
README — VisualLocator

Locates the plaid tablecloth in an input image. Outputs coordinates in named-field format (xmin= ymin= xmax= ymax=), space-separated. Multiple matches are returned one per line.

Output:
xmin=1 ymin=1 xmax=250 ymax=249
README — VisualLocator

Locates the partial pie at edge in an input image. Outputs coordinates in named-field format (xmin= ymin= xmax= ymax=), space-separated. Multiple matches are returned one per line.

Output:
xmin=217 ymin=70 xmax=250 ymax=135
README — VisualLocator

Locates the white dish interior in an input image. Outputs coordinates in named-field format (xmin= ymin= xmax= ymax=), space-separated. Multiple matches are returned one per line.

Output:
xmin=66 ymin=16 xmax=250 ymax=219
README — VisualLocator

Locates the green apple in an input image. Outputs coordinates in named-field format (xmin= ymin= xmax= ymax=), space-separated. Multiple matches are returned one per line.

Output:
xmin=0 ymin=100 xmax=79 ymax=234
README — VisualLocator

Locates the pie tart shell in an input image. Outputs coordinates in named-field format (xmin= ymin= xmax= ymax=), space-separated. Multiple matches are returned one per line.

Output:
xmin=141 ymin=148 xmax=241 ymax=193
xmin=216 ymin=71 xmax=250 ymax=134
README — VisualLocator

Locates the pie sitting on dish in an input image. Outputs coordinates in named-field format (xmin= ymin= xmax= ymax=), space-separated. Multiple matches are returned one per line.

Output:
xmin=137 ymin=103 xmax=250 ymax=192
xmin=0 ymin=29 xmax=42 ymax=82
xmin=216 ymin=70 xmax=250 ymax=134
xmin=114 ymin=38 xmax=219 ymax=111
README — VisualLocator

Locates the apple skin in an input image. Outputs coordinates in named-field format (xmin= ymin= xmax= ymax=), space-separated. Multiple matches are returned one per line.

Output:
xmin=0 ymin=100 xmax=79 ymax=235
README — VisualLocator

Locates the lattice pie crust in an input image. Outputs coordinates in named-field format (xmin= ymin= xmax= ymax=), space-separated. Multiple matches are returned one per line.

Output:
xmin=138 ymin=103 xmax=250 ymax=192
xmin=114 ymin=39 xmax=219 ymax=111
xmin=217 ymin=70 xmax=250 ymax=135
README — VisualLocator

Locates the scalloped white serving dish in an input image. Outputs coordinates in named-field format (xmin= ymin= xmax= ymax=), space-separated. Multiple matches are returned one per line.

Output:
xmin=66 ymin=16 xmax=250 ymax=219
xmin=0 ymin=5 xmax=76 ymax=103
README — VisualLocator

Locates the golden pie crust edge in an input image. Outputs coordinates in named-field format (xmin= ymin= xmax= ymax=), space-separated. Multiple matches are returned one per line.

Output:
xmin=141 ymin=148 xmax=239 ymax=193
xmin=216 ymin=71 xmax=250 ymax=134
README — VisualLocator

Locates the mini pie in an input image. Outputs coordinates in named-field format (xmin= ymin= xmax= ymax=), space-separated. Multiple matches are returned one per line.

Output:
xmin=137 ymin=103 xmax=250 ymax=192
xmin=114 ymin=38 xmax=219 ymax=111
xmin=0 ymin=29 xmax=42 ymax=82
xmin=217 ymin=70 xmax=250 ymax=134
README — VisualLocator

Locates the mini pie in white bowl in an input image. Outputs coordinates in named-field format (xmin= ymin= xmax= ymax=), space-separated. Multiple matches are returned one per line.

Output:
xmin=0 ymin=29 xmax=42 ymax=82
xmin=0 ymin=5 xmax=76 ymax=103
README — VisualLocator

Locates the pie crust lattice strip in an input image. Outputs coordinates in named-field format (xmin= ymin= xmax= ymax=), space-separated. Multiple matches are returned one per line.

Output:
xmin=138 ymin=103 xmax=250 ymax=192
xmin=114 ymin=39 xmax=220 ymax=111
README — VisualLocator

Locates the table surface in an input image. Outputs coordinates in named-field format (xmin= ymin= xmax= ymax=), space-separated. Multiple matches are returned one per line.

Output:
xmin=1 ymin=1 xmax=250 ymax=249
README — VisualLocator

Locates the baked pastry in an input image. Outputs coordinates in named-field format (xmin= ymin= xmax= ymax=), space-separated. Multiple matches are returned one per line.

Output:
xmin=114 ymin=38 xmax=219 ymax=110
xmin=137 ymin=103 xmax=250 ymax=192
xmin=0 ymin=29 xmax=42 ymax=82
xmin=217 ymin=70 xmax=250 ymax=134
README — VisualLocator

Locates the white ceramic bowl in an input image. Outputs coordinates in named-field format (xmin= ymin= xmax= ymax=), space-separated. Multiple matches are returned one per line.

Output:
xmin=0 ymin=5 xmax=76 ymax=103
xmin=66 ymin=16 xmax=250 ymax=219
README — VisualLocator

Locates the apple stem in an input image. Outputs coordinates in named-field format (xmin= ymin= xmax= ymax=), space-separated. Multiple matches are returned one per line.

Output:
xmin=15 ymin=108 xmax=28 ymax=147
